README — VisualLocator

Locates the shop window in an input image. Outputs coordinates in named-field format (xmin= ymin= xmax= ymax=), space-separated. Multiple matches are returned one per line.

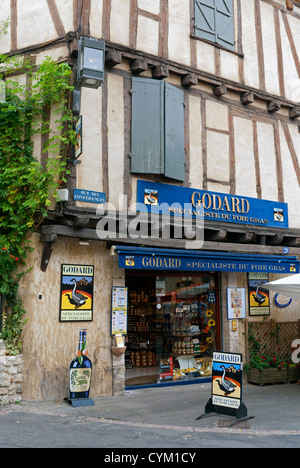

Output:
xmin=125 ymin=273 xmax=219 ymax=387
xmin=193 ymin=0 xmax=235 ymax=51
xmin=131 ymin=77 xmax=185 ymax=182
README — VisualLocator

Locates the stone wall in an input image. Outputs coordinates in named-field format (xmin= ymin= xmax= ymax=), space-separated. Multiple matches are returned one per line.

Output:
xmin=0 ymin=340 xmax=23 ymax=405
xmin=111 ymin=255 xmax=126 ymax=396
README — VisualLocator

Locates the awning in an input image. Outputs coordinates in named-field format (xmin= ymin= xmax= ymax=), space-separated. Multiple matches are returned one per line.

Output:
xmin=264 ymin=274 xmax=300 ymax=300
xmin=115 ymin=246 xmax=300 ymax=274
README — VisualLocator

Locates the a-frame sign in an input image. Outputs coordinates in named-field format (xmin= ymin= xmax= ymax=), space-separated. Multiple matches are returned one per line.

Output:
xmin=196 ymin=351 xmax=253 ymax=426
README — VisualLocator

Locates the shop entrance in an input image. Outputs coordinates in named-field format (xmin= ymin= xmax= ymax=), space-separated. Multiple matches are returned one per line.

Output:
xmin=125 ymin=271 xmax=220 ymax=388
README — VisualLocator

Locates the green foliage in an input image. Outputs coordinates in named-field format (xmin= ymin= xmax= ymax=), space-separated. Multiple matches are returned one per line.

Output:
xmin=244 ymin=324 xmax=289 ymax=372
xmin=0 ymin=55 xmax=75 ymax=354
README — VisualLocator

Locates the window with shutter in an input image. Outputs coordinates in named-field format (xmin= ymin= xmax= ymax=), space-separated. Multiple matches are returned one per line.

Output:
xmin=194 ymin=0 xmax=235 ymax=51
xmin=194 ymin=0 xmax=216 ymax=43
xmin=131 ymin=77 xmax=185 ymax=182
xmin=131 ymin=77 xmax=164 ymax=175
xmin=164 ymin=83 xmax=185 ymax=182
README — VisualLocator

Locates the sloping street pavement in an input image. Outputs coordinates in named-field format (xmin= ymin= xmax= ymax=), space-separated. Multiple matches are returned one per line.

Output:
xmin=1 ymin=382 xmax=300 ymax=450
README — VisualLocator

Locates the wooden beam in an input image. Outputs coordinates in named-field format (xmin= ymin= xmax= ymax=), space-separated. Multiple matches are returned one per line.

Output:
xmin=267 ymin=234 xmax=284 ymax=246
xmin=241 ymin=91 xmax=254 ymax=105
xmin=73 ymin=216 xmax=90 ymax=229
xmin=213 ymin=84 xmax=227 ymax=97
xmin=181 ymin=73 xmax=198 ymax=87
xmin=130 ymin=59 xmax=148 ymax=75
xmin=289 ymin=106 xmax=300 ymax=119
xmin=40 ymin=233 xmax=57 ymax=272
xmin=46 ymin=0 xmax=66 ymax=37
xmin=40 ymin=224 xmax=300 ymax=255
xmin=151 ymin=64 xmax=169 ymax=79
xmin=267 ymin=100 xmax=281 ymax=113
xmin=205 ymin=229 xmax=227 ymax=242
xmin=105 ymin=49 xmax=122 ymax=68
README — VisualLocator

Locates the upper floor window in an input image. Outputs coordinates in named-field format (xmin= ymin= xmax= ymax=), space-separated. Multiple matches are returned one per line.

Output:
xmin=194 ymin=0 xmax=235 ymax=51
xmin=130 ymin=77 xmax=185 ymax=182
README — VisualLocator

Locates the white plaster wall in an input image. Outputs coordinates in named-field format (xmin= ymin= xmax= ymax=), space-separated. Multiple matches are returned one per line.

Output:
xmin=206 ymin=100 xmax=228 ymax=131
xmin=288 ymin=14 xmax=300 ymax=62
xmin=207 ymin=182 xmax=231 ymax=194
xmin=90 ymin=0 xmax=103 ymax=38
xmin=196 ymin=41 xmax=215 ymax=75
xmin=136 ymin=16 xmax=159 ymax=56
xmin=280 ymin=123 xmax=300 ymax=229
xmin=205 ymin=101 xmax=230 ymax=183
xmin=107 ymin=74 xmax=125 ymax=208
xmin=234 ymin=117 xmax=257 ymax=198
xmin=260 ymin=2 xmax=280 ymax=96
xmin=189 ymin=94 xmax=203 ymax=188
xmin=219 ymin=49 xmax=239 ymax=83
xmin=0 ymin=0 xmax=11 ymax=53
xmin=207 ymin=131 xmax=230 ymax=182
xmin=76 ymin=86 xmax=103 ymax=207
xmin=241 ymin=0 xmax=260 ymax=90
xmin=257 ymin=122 xmax=278 ymax=201
xmin=138 ymin=0 xmax=160 ymax=15
xmin=168 ymin=0 xmax=191 ymax=65
xmin=55 ymin=0 xmax=74 ymax=32
xmin=35 ymin=46 xmax=69 ymax=66
xmin=279 ymin=13 xmax=300 ymax=102
xmin=110 ymin=0 xmax=130 ymax=46
xmin=17 ymin=0 xmax=58 ymax=49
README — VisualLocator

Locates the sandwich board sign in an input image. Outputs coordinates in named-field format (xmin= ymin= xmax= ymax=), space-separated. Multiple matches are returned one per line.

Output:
xmin=196 ymin=352 xmax=252 ymax=424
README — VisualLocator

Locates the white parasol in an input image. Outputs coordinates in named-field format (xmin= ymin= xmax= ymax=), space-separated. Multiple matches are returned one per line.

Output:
xmin=263 ymin=273 xmax=300 ymax=301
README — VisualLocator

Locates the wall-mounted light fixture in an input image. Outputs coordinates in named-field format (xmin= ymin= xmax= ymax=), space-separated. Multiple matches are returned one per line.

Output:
xmin=77 ymin=37 xmax=105 ymax=89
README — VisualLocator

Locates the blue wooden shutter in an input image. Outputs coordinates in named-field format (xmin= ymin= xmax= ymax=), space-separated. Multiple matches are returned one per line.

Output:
xmin=131 ymin=77 xmax=164 ymax=174
xmin=194 ymin=0 xmax=216 ymax=43
xmin=215 ymin=0 xmax=235 ymax=50
xmin=194 ymin=0 xmax=235 ymax=51
xmin=164 ymin=83 xmax=185 ymax=182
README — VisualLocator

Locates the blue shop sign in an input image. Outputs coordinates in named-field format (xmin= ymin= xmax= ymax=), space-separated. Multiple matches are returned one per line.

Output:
xmin=116 ymin=247 xmax=299 ymax=274
xmin=73 ymin=189 xmax=106 ymax=204
xmin=136 ymin=180 xmax=289 ymax=229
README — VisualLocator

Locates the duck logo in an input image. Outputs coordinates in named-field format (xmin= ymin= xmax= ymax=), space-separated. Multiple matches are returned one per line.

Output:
xmin=125 ymin=256 xmax=135 ymax=267
xmin=210 ymin=352 xmax=244 ymax=414
xmin=60 ymin=264 xmax=94 ymax=322
xmin=196 ymin=351 xmax=250 ymax=422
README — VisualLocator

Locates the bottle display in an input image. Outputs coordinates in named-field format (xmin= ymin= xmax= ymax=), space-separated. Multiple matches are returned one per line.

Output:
xmin=69 ymin=329 xmax=92 ymax=400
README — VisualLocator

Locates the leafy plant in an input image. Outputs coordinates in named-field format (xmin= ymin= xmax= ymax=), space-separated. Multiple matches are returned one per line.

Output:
xmin=245 ymin=324 xmax=293 ymax=372
xmin=0 ymin=55 xmax=75 ymax=354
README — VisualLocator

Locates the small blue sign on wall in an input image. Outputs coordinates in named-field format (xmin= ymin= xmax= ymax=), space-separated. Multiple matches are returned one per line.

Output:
xmin=73 ymin=189 xmax=106 ymax=204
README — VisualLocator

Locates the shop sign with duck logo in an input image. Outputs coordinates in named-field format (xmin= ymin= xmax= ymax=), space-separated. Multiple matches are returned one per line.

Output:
xmin=196 ymin=351 xmax=249 ymax=421
xmin=211 ymin=352 xmax=243 ymax=412
xmin=248 ymin=272 xmax=270 ymax=317
xmin=60 ymin=264 xmax=94 ymax=322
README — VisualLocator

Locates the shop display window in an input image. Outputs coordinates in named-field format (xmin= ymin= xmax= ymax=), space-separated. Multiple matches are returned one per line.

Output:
xmin=125 ymin=273 xmax=219 ymax=387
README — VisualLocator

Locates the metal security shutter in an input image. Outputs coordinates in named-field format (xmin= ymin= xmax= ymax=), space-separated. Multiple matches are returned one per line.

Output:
xmin=164 ymin=83 xmax=185 ymax=182
xmin=215 ymin=0 xmax=235 ymax=50
xmin=194 ymin=0 xmax=216 ymax=43
xmin=131 ymin=77 xmax=164 ymax=174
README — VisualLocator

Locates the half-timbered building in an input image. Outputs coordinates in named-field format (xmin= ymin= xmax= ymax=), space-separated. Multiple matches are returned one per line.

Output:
xmin=1 ymin=0 xmax=300 ymax=399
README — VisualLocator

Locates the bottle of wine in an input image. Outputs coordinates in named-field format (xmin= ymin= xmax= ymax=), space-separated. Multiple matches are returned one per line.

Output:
xmin=69 ymin=329 xmax=92 ymax=400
